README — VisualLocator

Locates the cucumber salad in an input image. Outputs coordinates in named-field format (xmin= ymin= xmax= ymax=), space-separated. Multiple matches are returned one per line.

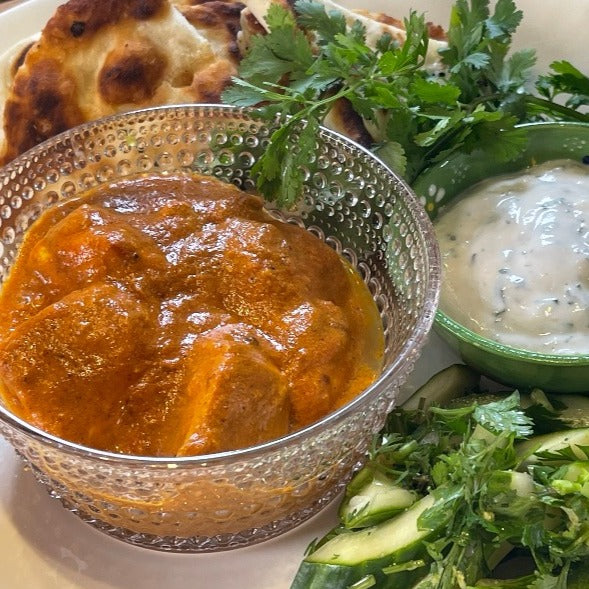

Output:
xmin=291 ymin=366 xmax=589 ymax=588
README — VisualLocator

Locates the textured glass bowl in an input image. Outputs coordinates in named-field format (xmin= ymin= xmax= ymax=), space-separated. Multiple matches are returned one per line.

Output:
xmin=413 ymin=121 xmax=589 ymax=393
xmin=0 ymin=105 xmax=440 ymax=552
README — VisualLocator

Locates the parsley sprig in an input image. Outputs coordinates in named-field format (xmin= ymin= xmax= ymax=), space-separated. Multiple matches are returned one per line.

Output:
xmin=223 ymin=0 xmax=589 ymax=209
xmin=223 ymin=3 xmax=431 ymax=207
xmin=531 ymin=60 xmax=589 ymax=119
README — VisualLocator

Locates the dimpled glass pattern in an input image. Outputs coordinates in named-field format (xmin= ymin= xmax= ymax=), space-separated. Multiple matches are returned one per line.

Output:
xmin=0 ymin=105 xmax=440 ymax=552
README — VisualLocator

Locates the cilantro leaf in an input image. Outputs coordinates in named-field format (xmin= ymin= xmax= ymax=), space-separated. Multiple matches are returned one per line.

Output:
xmin=464 ymin=118 xmax=529 ymax=161
xmin=237 ymin=3 xmax=314 ymax=87
xmin=536 ymin=60 xmax=589 ymax=110
xmin=413 ymin=111 xmax=467 ymax=148
xmin=373 ymin=141 xmax=407 ymax=177
xmin=411 ymin=78 xmax=462 ymax=105
xmin=295 ymin=0 xmax=346 ymax=43
xmin=503 ymin=49 xmax=537 ymax=90
xmin=473 ymin=391 xmax=534 ymax=437
xmin=236 ymin=35 xmax=299 ymax=87
xmin=486 ymin=0 xmax=523 ymax=39
xmin=221 ymin=78 xmax=276 ymax=107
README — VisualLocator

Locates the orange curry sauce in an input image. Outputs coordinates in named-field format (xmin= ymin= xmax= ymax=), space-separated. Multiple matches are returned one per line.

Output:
xmin=0 ymin=174 xmax=383 ymax=456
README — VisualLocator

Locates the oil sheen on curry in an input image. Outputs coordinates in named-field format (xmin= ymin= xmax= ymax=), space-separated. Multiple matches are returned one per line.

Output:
xmin=0 ymin=174 xmax=383 ymax=457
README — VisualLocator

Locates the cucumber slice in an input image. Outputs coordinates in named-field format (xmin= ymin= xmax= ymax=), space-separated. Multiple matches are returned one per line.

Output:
xmin=291 ymin=495 xmax=437 ymax=589
xmin=487 ymin=470 xmax=534 ymax=497
xmin=516 ymin=428 xmax=589 ymax=465
xmin=309 ymin=494 xmax=435 ymax=565
xmin=402 ymin=364 xmax=480 ymax=411
xmin=339 ymin=471 xmax=417 ymax=529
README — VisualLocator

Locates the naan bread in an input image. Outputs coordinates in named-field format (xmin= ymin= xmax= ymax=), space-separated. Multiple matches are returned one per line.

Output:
xmin=0 ymin=33 xmax=39 ymax=159
xmin=0 ymin=0 xmax=242 ymax=164
xmin=177 ymin=0 xmax=244 ymax=81
xmin=0 ymin=0 xmax=446 ymax=163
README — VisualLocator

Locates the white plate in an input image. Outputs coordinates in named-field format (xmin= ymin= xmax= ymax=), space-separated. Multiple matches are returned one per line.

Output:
xmin=0 ymin=1 xmax=585 ymax=587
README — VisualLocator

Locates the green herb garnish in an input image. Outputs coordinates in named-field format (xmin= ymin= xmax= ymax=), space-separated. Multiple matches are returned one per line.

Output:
xmin=290 ymin=387 xmax=589 ymax=588
xmin=223 ymin=0 xmax=589 ymax=208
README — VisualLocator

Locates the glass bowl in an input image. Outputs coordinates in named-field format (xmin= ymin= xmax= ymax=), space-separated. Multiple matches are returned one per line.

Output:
xmin=0 ymin=104 xmax=440 ymax=552
xmin=413 ymin=121 xmax=589 ymax=393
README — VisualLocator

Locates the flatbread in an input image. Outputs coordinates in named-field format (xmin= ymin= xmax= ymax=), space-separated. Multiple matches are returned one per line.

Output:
xmin=0 ymin=0 xmax=446 ymax=163
xmin=0 ymin=0 xmax=242 ymax=164
xmin=0 ymin=33 xmax=39 ymax=159
xmin=177 ymin=0 xmax=244 ymax=89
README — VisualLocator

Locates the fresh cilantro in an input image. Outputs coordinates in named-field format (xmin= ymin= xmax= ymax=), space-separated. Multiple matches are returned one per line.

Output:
xmin=534 ymin=446 xmax=589 ymax=464
xmin=472 ymin=391 xmax=534 ymax=437
xmin=486 ymin=0 xmax=523 ymax=38
xmin=223 ymin=0 xmax=589 ymax=208
xmin=411 ymin=78 xmax=461 ymax=105
xmin=536 ymin=60 xmax=589 ymax=110
xmin=240 ymin=3 xmax=315 ymax=87
xmin=294 ymin=0 xmax=347 ymax=43
xmin=440 ymin=0 xmax=527 ymax=99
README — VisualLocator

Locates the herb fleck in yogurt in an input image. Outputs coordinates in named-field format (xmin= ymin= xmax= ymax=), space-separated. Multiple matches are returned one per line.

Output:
xmin=435 ymin=159 xmax=589 ymax=355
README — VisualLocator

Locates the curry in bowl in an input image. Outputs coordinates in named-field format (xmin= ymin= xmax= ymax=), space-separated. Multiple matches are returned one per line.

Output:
xmin=0 ymin=104 xmax=440 ymax=551
xmin=0 ymin=172 xmax=383 ymax=456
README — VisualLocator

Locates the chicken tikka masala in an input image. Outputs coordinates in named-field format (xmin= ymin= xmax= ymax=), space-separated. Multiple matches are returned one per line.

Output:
xmin=0 ymin=174 xmax=383 ymax=456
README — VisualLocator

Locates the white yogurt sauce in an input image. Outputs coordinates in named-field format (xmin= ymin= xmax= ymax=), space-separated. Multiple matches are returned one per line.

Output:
xmin=435 ymin=159 xmax=589 ymax=355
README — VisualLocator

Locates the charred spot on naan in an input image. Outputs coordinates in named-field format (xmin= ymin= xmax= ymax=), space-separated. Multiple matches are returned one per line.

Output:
xmin=0 ymin=0 xmax=178 ymax=163
xmin=45 ymin=0 xmax=168 ymax=41
xmin=323 ymin=97 xmax=373 ymax=148
xmin=3 ymin=58 xmax=85 ymax=162
xmin=99 ymin=40 xmax=168 ymax=105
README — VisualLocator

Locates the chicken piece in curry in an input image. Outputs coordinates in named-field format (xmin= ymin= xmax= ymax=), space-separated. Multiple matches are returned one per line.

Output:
xmin=0 ymin=174 xmax=384 ymax=456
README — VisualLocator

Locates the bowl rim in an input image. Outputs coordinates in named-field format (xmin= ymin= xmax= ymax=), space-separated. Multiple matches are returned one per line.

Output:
xmin=426 ymin=119 xmax=589 ymax=366
xmin=0 ymin=103 xmax=441 ymax=466
xmin=514 ymin=120 xmax=589 ymax=133
xmin=435 ymin=310 xmax=589 ymax=365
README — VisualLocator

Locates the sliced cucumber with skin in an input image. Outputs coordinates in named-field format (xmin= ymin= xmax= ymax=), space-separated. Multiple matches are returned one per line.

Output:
xmin=474 ymin=576 xmax=536 ymax=588
xmin=485 ymin=471 xmax=537 ymax=530
xmin=339 ymin=470 xmax=417 ymax=529
xmin=487 ymin=470 xmax=535 ymax=498
xmin=291 ymin=495 xmax=437 ymax=589
xmin=516 ymin=428 xmax=589 ymax=466
xmin=402 ymin=364 xmax=480 ymax=411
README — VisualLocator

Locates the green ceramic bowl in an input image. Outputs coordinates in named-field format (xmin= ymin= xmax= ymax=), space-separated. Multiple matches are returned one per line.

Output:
xmin=413 ymin=121 xmax=589 ymax=393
